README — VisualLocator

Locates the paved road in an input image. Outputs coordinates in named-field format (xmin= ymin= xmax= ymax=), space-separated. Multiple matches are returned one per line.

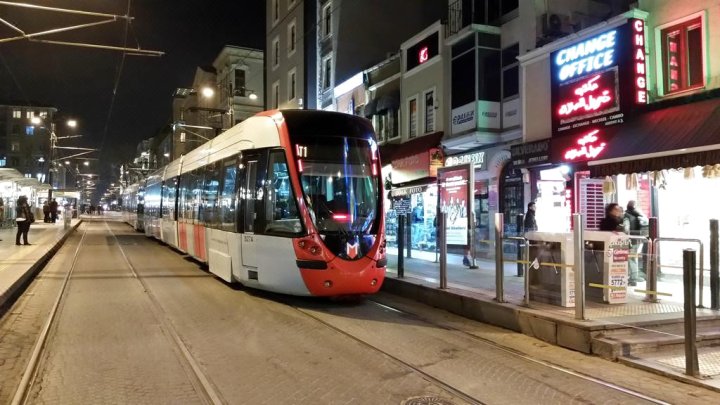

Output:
xmin=1 ymin=219 xmax=719 ymax=404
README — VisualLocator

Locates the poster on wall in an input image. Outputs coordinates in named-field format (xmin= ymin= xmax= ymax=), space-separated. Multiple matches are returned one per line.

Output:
xmin=438 ymin=164 xmax=473 ymax=246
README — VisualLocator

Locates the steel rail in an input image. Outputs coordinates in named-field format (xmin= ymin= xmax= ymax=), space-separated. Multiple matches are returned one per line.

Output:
xmin=368 ymin=299 xmax=672 ymax=405
xmin=11 ymin=224 xmax=89 ymax=405
xmin=104 ymin=220 xmax=223 ymax=405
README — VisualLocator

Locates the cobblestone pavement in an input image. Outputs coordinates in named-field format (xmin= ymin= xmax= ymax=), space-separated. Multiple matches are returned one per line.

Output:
xmin=2 ymin=219 xmax=720 ymax=404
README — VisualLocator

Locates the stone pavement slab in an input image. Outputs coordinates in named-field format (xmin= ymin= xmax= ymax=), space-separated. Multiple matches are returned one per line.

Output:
xmin=0 ymin=219 xmax=81 ymax=311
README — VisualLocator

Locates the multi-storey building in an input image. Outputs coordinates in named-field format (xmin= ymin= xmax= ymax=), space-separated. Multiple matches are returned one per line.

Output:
xmin=266 ymin=0 xmax=443 ymax=111
xmin=0 ymin=103 xmax=57 ymax=180
xmin=212 ymin=46 xmax=264 ymax=124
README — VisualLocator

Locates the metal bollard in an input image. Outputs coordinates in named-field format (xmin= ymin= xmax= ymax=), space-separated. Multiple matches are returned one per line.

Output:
xmin=573 ymin=213 xmax=585 ymax=320
xmin=495 ymin=213 xmax=504 ymax=303
xmin=397 ymin=215 xmax=404 ymax=278
xmin=683 ymin=249 xmax=700 ymax=377
xmin=439 ymin=213 xmax=447 ymax=289
xmin=405 ymin=213 xmax=412 ymax=259
xmin=517 ymin=213 xmax=525 ymax=277
xmin=468 ymin=212 xmax=478 ymax=269
xmin=647 ymin=217 xmax=659 ymax=302
xmin=524 ymin=240 xmax=531 ymax=307
xmin=711 ymin=219 xmax=719 ymax=310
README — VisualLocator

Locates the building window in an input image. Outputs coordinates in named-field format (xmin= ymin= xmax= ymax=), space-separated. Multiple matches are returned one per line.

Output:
xmin=272 ymin=81 xmax=280 ymax=109
xmin=322 ymin=55 xmax=332 ymax=89
xmin=288 ymin=69 xmax=296 ymax=101
xmin=272 ymin=0 xmax=279 ymax=24
xmin=502 ymin=43 xmax=519 ymax=99
xmin=0 ymin=157 xmax=5 ymax=167
xmin=424 ymin=90 xmax=435 ymax=134
xmin=11 ymin=142 xmax=19 ymax=152
xmin=323 ymin=2 xmax=332 ymax=37
xmin=408 ymin=97 xmax=418 ymax=138
xmin=25 ymin=111 xmax=33 ymax=119
xmin=25 ymin=126 xmax=34 ymax=136
xmin=234 ymin=69 xmax=246 ymax=97
xmin=272 ymin=37 xmax=280 ymax=69
xmin=39 ymin=111 xmax=47 ymax=118
xmin=661 ymin=16 xmax=704 ymax=94
xmin=288 ymin=20 xmax=297 ymax=54
xmin=12 ymin=109 xmax=21 ymax=119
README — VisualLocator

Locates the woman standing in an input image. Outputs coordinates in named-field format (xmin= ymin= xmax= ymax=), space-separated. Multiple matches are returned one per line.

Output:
xmin=15 ymin=195 xmax=33 ymax=245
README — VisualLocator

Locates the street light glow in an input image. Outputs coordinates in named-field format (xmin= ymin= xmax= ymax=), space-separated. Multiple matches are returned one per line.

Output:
xmin=83 ymin=161 xmax=90 ymax=166
xmin=201 ymin=87 xmax=215 ymax=98
xmin=67 ymin=119 xmax=78 ymax=128
xmin=31 ymin=116 xmax=42 ymax=125
xmin=65 ymin=160 xmax=70 ymax=165
xmin=249 ymin=92 xmax=258 ymax=100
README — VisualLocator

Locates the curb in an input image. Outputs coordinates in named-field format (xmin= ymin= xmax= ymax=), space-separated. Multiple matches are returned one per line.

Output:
xmin=0 ymin=220 xmax=83 ymax=315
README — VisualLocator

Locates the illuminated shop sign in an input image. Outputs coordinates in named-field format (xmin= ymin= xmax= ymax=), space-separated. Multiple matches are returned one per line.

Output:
xmin=632 ymin=19 xmax=647 ymax=103
xmin=563 ymin=129 xmax=606 ymax=161
xmin=551 ymin=19 xmax=647 ymax=136
xmin=445 ymin=151 xmax=487 ymax=170
xmin=555 ymin=30 xmax=617 ymax=82
xmin=406 ymin=31 xmax=439 ymax=71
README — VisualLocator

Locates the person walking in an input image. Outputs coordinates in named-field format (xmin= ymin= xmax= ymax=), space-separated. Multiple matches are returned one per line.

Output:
xmin=49 ymin=198 xmax=59 ymax=223
xmin=15 ymin=195 xmax=33 ymax=245
xmin=523 ymin=202 xmax=538 ymax=232
xmin=599 ymin=203 xmax=625 ymax=232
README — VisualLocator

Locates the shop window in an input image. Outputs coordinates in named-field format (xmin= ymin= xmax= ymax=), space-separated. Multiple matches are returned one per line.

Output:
xmin=234 ymin=69 xmax=246 ymax=97
xmin=0 ymin=157 xmax=5 ymax=167
xmin=264 ymin=150 xmax=302 ymax=235
xmin=408 ymin=97 xmax=418 ymax=138
xmin=323 ymin=2 xmax=332 ymax=37
xmin=25 ymin=126 xmax=34 ymax=136
xmin=424 ymin=90 xmax=435 ymax=134
xmin=661 ymin=16 xmax=704 ymax=94
xmin=272 ymin=37 xmax=280 ymax=69
xmin=288 ymin=20 xmax=296 ymax=54
xmin=12 ymin=109 xmax=21 ymax=119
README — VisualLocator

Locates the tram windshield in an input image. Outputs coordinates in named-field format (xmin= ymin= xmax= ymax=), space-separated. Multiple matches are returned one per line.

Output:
xmin=295 ymin=137 xmax=380 ymax=236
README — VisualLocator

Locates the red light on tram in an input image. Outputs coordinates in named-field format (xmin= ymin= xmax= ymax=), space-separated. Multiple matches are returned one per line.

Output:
xmin=298 ymin=159 xmax=304 ymax=172
xmin=333 ymin=214 xmax=350 ymax=221
xmin=372 ymin=163 xmax=378 ymax=176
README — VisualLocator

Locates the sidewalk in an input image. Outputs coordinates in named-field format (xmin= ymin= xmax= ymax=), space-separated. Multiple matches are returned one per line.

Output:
xmin=0 ymin=219 xmax=82 ymax=311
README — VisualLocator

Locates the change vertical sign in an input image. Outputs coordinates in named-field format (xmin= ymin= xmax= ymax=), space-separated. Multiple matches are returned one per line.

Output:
xmin=438 ymin=164 xmax=473 ymax=246
xmin=632 ymin=18 xmax=648 ymax=104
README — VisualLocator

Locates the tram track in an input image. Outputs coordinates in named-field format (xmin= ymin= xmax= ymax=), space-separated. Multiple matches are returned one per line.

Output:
xmin=283 ymin=295 xmax=672 ymax=405
xmin=11 ymin=220 xmax=224 ymax=405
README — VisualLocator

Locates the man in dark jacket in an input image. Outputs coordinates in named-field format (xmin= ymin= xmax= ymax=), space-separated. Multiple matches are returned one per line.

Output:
xmin=49 ymin=199 xmax=58 ymax=223
xmin=599 ymin=203 xmax=624 ymax=231
xmin=624 ymin=200 xmax=646 ymax=285
xmin=523 ymin=202 xmax=537 ymax=232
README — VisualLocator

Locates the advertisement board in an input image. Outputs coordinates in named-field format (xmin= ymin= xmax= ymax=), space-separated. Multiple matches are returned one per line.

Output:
xmin=451 ymin=102 xmax=476 ymax=134
xmin=438 ymin=164 xmax=473 ymax=246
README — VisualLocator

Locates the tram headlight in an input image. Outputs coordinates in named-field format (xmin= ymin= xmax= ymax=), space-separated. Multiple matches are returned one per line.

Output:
xmin=371 ymin=279 xmax=377 ymax=286
xmin=298 ymin=240 xmax=306 ymax=248
xmin=324 ymin=280 xmax=333 ymax=288
xmin=310 ymin=245 xmax=321 ymax=255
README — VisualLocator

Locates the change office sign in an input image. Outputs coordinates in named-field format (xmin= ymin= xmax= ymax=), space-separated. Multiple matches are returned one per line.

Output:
xmin=550 ymin=18 xmax=648 ymax=136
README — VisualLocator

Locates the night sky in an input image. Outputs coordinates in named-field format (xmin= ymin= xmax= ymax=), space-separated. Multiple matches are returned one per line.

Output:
xmin=0 ymin=0 xmax=265 ymax=193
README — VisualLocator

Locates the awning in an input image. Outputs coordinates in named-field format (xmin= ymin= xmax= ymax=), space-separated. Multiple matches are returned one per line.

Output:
xmin=587 ymin=93 xmax=720 ymax=177
xmin=390 ymin=131 xmax=444 ymax=162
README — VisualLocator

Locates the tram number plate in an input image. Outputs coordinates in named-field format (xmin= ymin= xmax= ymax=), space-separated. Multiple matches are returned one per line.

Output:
xmin=243 ymin=235 xmax=254 ymax=242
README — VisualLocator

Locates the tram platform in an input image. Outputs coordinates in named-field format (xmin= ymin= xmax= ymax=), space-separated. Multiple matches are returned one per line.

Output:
xmin=0 ymin=219 xmax=82 ymax=311
xmin=384 ymin=251 xmax=720 ymax=392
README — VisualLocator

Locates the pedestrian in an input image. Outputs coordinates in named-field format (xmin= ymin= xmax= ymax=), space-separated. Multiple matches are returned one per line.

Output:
xmin=43 ymin=201 xmax=51 ymax=223
xmin=15 ymin=195 xmax=33 ymax=245
xmin=624 ymin=200 xmax=648 ymax=286
xmin=599 ymin=203 xmax=624 ymax=232
xmin=50 ymin=198 xmax=58 ymax=223
xmin=523 ymin=202 xmax=538 ymax=232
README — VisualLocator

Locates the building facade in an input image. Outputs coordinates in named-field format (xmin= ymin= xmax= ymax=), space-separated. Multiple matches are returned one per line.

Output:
xmin=0 ymin=103 xmax=57 ymax=180
xmin=212 ymin=46 xmax=264 ymax=124
xmin=516 ymin=0 xmax=720 ymax=268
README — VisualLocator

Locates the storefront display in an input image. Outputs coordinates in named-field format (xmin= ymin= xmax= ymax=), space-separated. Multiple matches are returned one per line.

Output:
xmin=438 ymin=165 xmax=471 ymax=246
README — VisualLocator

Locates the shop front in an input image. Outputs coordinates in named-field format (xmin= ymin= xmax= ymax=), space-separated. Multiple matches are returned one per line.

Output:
xmin=445 ymin=145 xmax=523 ymax=258
xmin=384 ymin=133 xmax=444 ymax=261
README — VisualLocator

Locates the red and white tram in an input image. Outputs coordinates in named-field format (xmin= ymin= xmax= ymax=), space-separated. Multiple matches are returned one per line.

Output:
xmin=122 ymin=110 xmax=386 ymax=296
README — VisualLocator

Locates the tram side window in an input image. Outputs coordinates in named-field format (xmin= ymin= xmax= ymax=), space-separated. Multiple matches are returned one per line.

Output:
xmin=162 ymin=177 xmax=178 ymax=220
xmin=264 ymin=150 xmax=302 ymax=235
xmin=178 ymin=174 xmax=189 ymax=221
xmin=179 ymin=172 xmax=199 ymax=222
xmin=202 ymin=162 xmax=221 ymax=228
xmin=146 ymin=181 xmax=162 ymax=219
xmin=192 ymin=168 xmax=204 ymax=224
xmin=219 ymin=159 xmax=238 ymax=232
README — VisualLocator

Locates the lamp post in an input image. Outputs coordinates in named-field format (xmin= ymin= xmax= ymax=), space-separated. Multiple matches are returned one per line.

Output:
xmin=32 ymin=116 xmax=81 ymax=200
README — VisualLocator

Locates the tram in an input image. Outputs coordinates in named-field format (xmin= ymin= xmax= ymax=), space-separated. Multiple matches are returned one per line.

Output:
xmin=121 ymin=110 xmax=386 ymax=296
